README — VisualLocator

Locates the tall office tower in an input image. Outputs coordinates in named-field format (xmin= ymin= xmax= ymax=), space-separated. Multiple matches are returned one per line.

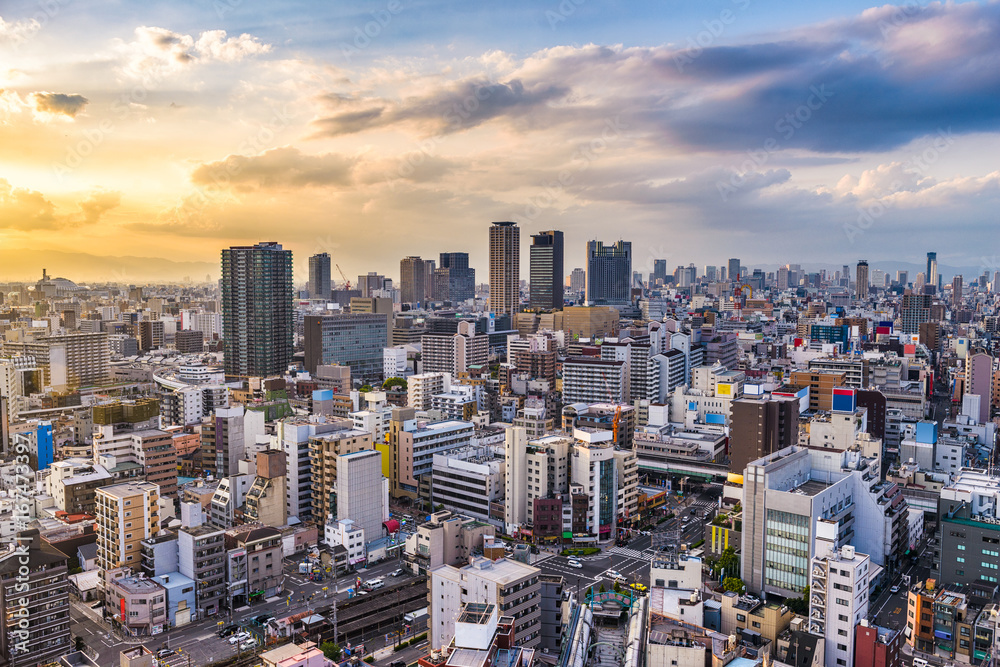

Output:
xmin=728 ymin=258 xmax=741 ymax=283
xmin=489 ymin=221 xmax=520 ymax=316
xmin=896 ymin=270 xmax=908 ymax=285
xmin=653 ymin=259 xmax=668 ymax=284
xmin=529 ymin=230 xmax=564 ymax=311
xmin=899 ymin=293 xmax=932 ymax=334
xmin=952 ymin=275 xmax=963 ymax=309
xmin=400 ymin=256 xmax=426 ymax=305
xmin=586 ymin=240 xmax=632 ymax=305
xmin=357 ymin=272 xmax=385 ymax=298
xmin=704 ymin=265 xmax=718 ymax=282
xmin=994 ymin=271 xmax=1000 ymax=293
xmin=720 ymin=266 xmax=727 ymax=282
xmin=423 ymin=259 xmax=436 ymax=302
xmin=569 ymin=268 xmax=586 ymax=294
xmin=221 ymin=242 xmax=293 ymax=378
xmin=926 ymin=252 xmax=938 ymax=293
xmin=308 ymin=252 xmax=331 ymax=299
xmin=915 ymin=272 xmax=926 ymax=288
xmin=439 ymin=252 xmax=476 ymax=303
xmin=855 ymin=260 xmax=869 ymax=299
xmin=776 ymin=266 xmax=790 ymax=290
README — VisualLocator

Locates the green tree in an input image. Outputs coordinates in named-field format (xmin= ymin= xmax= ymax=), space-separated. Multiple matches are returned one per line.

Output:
xmin=723 ymin=577 xmax=746 ymax=594
xmin=713 ymin=546 xmax=740 ymax=580
xmin=383 ymin=377 xmax=408 ymax=391
xmin=359 ymin=384 xmax=373 ymax=393
xmin=321 ymin=642 xmax=342 ymax=661
xmin=786 ymin=586 xmax=810 ymax=614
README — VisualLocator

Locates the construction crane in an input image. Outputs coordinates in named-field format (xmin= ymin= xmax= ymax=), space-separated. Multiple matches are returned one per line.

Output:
xmin=335 ymin=264 xmax=351 ymax=290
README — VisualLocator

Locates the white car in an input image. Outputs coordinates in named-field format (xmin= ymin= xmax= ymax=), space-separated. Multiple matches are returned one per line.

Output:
xmin=608 ymin=570 xmax=626 ymax=582
xmin=567 ymin=558 xmax=583 ymax=569
xmin=390 ymin=568 xmax=404 ymax=577
xmin=890 ymin=584 xmax=901 ymax=594
xmin=239 ymin=640 xmax=256 ymax=651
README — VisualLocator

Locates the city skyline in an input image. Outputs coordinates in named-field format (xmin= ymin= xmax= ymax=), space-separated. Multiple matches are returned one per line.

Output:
xmin=2 ymin=1 xmax=1000 ymax=281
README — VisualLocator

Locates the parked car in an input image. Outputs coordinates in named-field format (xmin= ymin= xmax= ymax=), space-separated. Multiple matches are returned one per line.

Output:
xmin=567 ymin=558 xmax=583 ymax=569
xmin=254 ymin=614 xmax=273 ymax=625
xmin=389 ymin=568 xmax=404 ymax=577
xmin=239 ymin=640 xmax=256 ymax=651
xmin=218 ymin=625 xmax=239 ymax=638
xmin=157 ymin=649 xmax=175 ymax=658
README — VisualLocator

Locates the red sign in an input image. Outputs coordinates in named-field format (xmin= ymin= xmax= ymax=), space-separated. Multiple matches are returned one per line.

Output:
xmin=120 ymin=597 xmax=126 ymax=621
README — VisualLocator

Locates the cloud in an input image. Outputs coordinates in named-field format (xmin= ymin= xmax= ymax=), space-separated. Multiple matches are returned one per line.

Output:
xmin=190 ymin=147 xmax=359 ymax=191
xmin=79 ymin=190 xmax=121 ymax=224
xmin=0 ymin=16 xmax=40 ymax=44
xmin=116 ymin=26 xmax=271 ymax=80
xmin=312 ymin=77 xmax=568 ymax=138
xmin=31 ymin=92 xmax=89 ymax=118
xmin=0 ymin=178 xmax=57 ymax=229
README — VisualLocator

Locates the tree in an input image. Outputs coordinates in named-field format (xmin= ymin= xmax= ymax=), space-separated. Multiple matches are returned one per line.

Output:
xmin=713 ymin=546 xmax=740 ymax=580
xmin=359 ymin=384 xmax=373 ymax=393
xmin=321 ymin=642 xmax=342 ymax=661
xmin=786 ymin=586 xmax=810 ymax=614
xmin=723 ymin=577 xmax=746 ymax=594
xmin=383 ymin=377 xmax=408 ymax=391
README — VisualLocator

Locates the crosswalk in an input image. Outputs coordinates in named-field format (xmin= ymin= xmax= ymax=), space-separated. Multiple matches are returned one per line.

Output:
xmin=686 ymin=500 xmax=718 ymax=516
xmin=609 ymin=546 xmax=654 ymax=560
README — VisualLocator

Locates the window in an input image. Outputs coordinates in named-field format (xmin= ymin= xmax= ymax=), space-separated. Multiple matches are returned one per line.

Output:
xmin=737 ymin=614 xmax=746 ymax=622
xmin=839 ymin=615 xmax=849 ymax=622
xmin=836 ymin=598 xmax=849 ymax=606
xmin=958 ymin=544 xmax=966 ymax=551
xmin=837 ymin=644 xmax=848 ymax=651
xmin=838 ymin=629 xmax=848 ymax=636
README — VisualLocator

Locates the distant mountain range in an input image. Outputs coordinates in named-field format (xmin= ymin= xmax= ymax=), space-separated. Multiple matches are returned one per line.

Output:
xmin=0 ymin=250 xmax=217 ymax=284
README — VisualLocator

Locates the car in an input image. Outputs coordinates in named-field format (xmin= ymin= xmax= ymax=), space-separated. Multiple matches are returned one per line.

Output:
xmin=607 ymin=570 xmax=626 ymax=582
xmin=157 ymin=649 xmax=175 ymax=658
xmin=254 ymin=614 xmax=273 ymax=625
xmin=218 ymin=625 xmax=239 ymax=638
xmin=239 ymin=640 xmax=256 ymax=651
xmin=567 ymin=558 xmax=583 ymax=569
xmin=890 ymin=584 xmax=901 ymax=594
xmin=389 ymin=568 xmax=404 ymax=577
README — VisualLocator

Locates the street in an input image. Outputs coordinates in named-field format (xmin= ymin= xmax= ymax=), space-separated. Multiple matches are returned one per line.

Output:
xmin=72 ymin=554 xmax=413 ymax=666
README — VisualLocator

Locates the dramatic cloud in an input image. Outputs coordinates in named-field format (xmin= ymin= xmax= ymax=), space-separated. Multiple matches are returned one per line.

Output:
xmin=0 ymin=15 xmax=39 ymax=44
xmin=31 ymin=92 xmax=89 ymax=117
xmin=312 ymin=78 xmax=569 ymax=138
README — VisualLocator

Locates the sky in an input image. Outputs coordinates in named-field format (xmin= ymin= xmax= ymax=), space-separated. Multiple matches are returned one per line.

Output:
xmin=2 ymin=0 xmax=1000 ymax=283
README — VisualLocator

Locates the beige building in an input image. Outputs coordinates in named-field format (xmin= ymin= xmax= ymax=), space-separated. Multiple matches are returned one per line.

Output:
xmin=309 ymin=428 xmax=373 ymax=523
xmin=721 ymin=590 xmax=794 ymax=654
xmin=538 ymin=306 xmax=620 ymax=340
xmin=404 ymin=510 xmax=495 ymax=576
xmin=96 ymin=482 xmax=161 ymax=585
xmin=45 ymin=458 xmax=113 ymax=514
xmin=244 ymin=450 xmax=288 ymax=528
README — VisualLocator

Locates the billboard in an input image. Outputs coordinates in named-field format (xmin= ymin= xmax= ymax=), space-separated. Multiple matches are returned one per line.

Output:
xmin=832 ymin=387 xmax=856 ymax=413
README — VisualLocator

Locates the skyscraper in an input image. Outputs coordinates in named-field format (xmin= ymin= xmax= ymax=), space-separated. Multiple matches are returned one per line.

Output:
xmin=927 ymin=252 xmax=938 ymax=293
xmin=400 ymin=256 xmax=426 ymax=305
xmin=308 ymin=252 xmax=331 ymax=299
xmin=855 ymin=260 xmax=869 ymax=299
xmin=569 ymin=268 xmax=586 ymax=295
xmin=728 ymin=258 xmax=741 ymax=283
xmin=221 ymin=242 xmax=293 ymax=377
xmin=586 ymin=240 xmax=632 ymax=305
xmin=439 ymin=252 xmax=475 ymax=303
xmin=896 ymin=270 xmax=908 ymax=285
xmin=952 ymin=275 xmax=963 ymax=309
xmin=529 ymin=230 xmax=564 ymax=311
xmin=653 ymin=259 xmax=668 ymax=285
xmin=489 ymin=221 xmax=520 ymax=316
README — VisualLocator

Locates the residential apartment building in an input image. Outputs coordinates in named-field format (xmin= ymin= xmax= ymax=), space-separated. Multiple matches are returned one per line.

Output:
xmin=429 ymin=556 xmax=540 ymax=650
xmin=308 ymin=428 xmax=373 ymax=524
xmin=95 ymin=482 xmax=161 ymax=586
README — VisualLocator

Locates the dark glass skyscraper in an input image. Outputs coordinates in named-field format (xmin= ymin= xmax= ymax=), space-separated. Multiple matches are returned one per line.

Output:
xmin=439 ymin=252 xmax=476 ymax=303
xmin=586 ymin=240 xmax=631 ymax=306
xmin=221 ymin=242 xmax=293 ymax=377
xmin=529 ymin=230 xmax=564 ymax=311
xmin=308 ymin=252 xmax=331 ymax=299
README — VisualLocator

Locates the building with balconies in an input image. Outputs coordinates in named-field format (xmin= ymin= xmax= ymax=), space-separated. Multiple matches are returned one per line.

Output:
xmin=809 ymin=544 xmax=872 ymax=667
xmin=0 ymin=529 xmax=71 ymax=667
xmin=178 ymin=520 xmax=226 ymax=618
xmin=95 ymin=481 xmax=161 ymax=594
xmin=403 ymin=510 xmax=494 ymax=576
